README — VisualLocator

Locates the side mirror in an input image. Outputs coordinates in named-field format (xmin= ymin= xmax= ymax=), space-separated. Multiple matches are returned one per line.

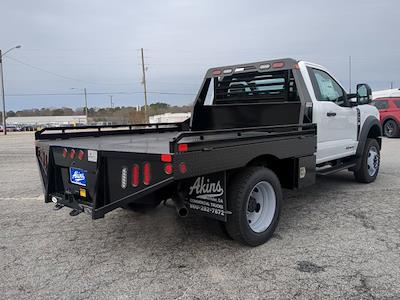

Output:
xmin=356 ymin=83 xmax=372 ymax=105
xmin=348 ymin=97 xmax=358 ymax=107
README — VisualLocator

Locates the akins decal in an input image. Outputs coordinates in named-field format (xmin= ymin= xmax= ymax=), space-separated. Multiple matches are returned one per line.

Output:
xmin=186 ymin=171 xmax=227 ymax=221
xmin=189 ymin=176 xmax=224 ymax=202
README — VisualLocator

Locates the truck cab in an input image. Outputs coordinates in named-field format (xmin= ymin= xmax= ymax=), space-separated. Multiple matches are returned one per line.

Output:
xmin=298 ymin=61 xmax=380 ymax=164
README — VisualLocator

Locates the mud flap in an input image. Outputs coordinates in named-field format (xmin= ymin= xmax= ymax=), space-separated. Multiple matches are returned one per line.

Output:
xmin=183 ymin=171 xmax=227 ymax=221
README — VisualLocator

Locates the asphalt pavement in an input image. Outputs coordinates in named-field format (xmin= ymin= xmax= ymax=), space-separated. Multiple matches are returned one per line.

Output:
xmin=0 ymin=132 xmax=399 ymax=299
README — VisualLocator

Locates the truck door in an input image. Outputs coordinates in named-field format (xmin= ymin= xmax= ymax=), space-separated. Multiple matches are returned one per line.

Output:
xmin=307 ymin=67 xmax=358 ymax=164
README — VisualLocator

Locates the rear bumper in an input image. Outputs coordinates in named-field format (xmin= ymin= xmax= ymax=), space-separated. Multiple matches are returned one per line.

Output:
xmin=47 ymin=177 xmax=175 ymax=219
xmin=36 ymin=143 xmax=178 ymax=219
xmin=50 ymin=192 xmax=93 ymax=217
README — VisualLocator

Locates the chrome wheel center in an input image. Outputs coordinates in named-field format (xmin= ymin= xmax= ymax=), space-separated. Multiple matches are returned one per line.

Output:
xmin=246 ymin=181 xmax=276 ymax=233
xmin=367 ymin=146 xmax=379 ymax=177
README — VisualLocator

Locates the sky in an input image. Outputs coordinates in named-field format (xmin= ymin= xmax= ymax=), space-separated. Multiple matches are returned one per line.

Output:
xmin=0 ymin=0 xmax=400 ymax=111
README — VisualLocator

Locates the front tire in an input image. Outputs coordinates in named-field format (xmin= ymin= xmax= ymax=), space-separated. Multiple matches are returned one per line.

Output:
xmin=354 ymin=138 xmax=380 ymax=183
xmin=383 ymin=119 xmax=399 ymax=138
xmin=225 ymin=167 xmax=282 ymax=246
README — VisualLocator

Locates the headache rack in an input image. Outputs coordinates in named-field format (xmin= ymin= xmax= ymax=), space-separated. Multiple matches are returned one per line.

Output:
xmin=190 ymin=58 xmax=312 ymax=131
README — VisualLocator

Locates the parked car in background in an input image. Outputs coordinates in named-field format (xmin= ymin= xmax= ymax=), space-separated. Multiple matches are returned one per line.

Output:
xmin=6 ymin=125 xmax=18 ymax=132
xmin=372 ymin=88 xmax=400 ymax=100
xmin=371 ymin=97 xmax=400 ymax=137
xmin=0 ymin=125 xmax=19 ymax=132
xmin=19 ymin=125 xmax=36 ymax=131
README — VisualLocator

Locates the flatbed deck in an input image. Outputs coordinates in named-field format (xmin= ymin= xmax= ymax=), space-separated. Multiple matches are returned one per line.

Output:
xmin=39 ymin=132 xmax=178 ymax=154
xmin=39 ymin=123 xmax=316 ymax=155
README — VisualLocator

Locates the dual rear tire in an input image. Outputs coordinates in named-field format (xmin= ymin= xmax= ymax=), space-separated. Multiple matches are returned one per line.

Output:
xmin=223 ymin=138 xmax=380 ymax=246
xmin=223 ymin=167 xmax=282 ymax=246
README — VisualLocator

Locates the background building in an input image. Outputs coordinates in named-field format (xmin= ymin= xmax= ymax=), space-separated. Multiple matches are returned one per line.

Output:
xmin=7 ymin=115 xmax=87 ymax=129
xmin=149 ymin=112 xmax=191 ymax=123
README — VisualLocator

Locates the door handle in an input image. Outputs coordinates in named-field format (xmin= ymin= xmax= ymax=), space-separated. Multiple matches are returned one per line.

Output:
xmin=327 ymin=112 xmax=337 ymax=117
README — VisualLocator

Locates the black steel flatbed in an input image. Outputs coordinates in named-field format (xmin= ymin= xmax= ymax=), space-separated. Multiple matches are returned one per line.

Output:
xmin=34 ymin=58 xmax=318 ymax=225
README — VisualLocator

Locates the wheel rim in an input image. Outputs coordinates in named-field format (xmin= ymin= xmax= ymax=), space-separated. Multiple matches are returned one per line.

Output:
xmin=246 ymin=181 xmax=276 ymax=233
xmin=384 ymin=121 xmax=395 ymax=137
xmin=367 ymin=146 xmax=379 ymax=177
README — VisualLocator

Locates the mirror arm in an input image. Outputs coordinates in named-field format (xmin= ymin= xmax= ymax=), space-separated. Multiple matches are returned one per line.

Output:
xmin=347 ymin=93 xmax=357 ymax=99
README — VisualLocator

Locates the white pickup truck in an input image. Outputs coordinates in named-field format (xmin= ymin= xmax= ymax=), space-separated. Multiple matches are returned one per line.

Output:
xmin=35 ymin=58 xmax=382 ymax=246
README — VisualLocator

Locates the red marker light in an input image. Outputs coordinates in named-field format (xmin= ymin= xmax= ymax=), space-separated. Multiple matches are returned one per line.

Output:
xmin=179 ymin=162 xmax=187 ymax=174
xmin=161 ymin=154 xmax=172 ymax=162
xmin=164 ymin=164 xmax=173 ymax=175
xmin=78 ymin=150 xmax=85 ymax=160
xmin=143 ymin=162 xmax=151 ymax=185
xmin=132 ymin=164 xmax=139 ymax=187
xmin=70 ymin=149 xmax=76 ymax=159
xmin=212 ymin=69 xmax=222 ymax=76
xmin=272 ymin=62 xmax=285 ymax=68
xmin=62 ymin=148 xmax=68 ymax=158
xmin=178 ymin=144 xmax=188 ymax=152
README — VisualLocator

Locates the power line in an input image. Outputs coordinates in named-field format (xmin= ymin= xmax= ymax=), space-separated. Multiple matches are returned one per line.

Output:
xmin=4 ymin=55 xmax=135 ymax=86
xmin=4 ymin=91 xmax=196 ymax=97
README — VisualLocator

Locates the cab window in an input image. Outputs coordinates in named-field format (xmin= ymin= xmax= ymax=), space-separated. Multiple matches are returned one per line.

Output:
xmin=308 ymin=68 xmax=345 ymax=106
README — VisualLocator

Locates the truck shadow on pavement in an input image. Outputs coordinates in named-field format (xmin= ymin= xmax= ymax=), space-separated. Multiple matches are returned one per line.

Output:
xmin=91 ymin=170 xmax=368 ymax=249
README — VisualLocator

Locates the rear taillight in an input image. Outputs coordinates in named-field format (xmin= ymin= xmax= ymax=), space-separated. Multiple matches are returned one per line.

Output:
xmin=212 ymin=69 xmax=222 ymax=76
xmin=143 ymin=162 xmax=151 ymax=185
xmin=161 ymin=154 xmax=173 ymax=175
xmin=161 ymin=154 xmax=172 ymax=162
xmin=132 ymin=164 xmax=139 ymax=187
xmin=62 ymin=148 xmax=68 ymax=158
xmin=78 ymin=150 xmax=85 ymax=160
xmin=272 ymin=61 xmax=285 ymax=68
xmin=164 ymin=164 xmax=173 ymax=174
xmin=179 ymin=162 xmax=187 ymax=174
xmin=70 ymin=149 xmax=76 ymax=159
xmin=178 ymin=144 xmax=188 ymax=152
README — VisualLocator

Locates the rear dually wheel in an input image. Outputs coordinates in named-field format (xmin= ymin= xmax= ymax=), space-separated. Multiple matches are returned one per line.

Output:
xmin=225 ymin=167 xmax=282 ymax=246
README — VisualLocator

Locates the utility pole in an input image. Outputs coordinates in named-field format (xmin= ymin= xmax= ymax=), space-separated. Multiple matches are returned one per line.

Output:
xmin=84 ymin=88 xmax=88 ymax=120
xmin=0 ymin=50 xmax=6 ymax=135
xmin=109 ymin=95 xmax=113 ymax=108
xmin=349 ymin=55 xmax=352 ymax=93
xmin=0 ymin=45 xmax=21 ymax=135
xmin=140 ymin=48 xmax=149 ymax=123
xmin=390 ymin=82 xmax=394 ymax=89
